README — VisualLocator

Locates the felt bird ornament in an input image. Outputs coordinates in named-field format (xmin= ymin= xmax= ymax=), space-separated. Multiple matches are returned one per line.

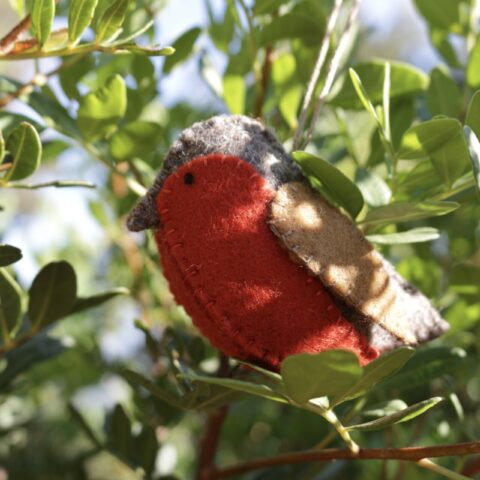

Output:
xmin=127 ymin=115 xmax=449 ymax=370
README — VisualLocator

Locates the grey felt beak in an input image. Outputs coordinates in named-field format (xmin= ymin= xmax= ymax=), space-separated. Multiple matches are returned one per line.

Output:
xmin=126 ymin=192 xmax=161 ymax=232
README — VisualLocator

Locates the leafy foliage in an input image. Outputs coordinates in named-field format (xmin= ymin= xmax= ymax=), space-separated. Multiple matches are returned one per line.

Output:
xmin=0 ymin=0 xmax=479 ymax=479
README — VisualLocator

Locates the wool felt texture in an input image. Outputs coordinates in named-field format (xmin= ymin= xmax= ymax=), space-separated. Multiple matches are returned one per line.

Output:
xmin=270 ymin=182 xmax=415 ymax=344
xmin=127 ymin=115 xmax=303 ymax=232
xmin=270 ymin=182 xmax=449 ymax=348
xmin=155 ymin=154 xmax=379 ymax=370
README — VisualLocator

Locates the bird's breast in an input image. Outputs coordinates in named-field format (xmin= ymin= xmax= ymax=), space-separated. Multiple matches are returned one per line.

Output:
xmin=154 ymin=154 xmax=377 ymax=369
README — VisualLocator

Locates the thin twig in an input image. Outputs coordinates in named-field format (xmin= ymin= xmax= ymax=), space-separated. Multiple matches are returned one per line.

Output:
xmin=2 ymin=180 xmax=96 ymax=189
xmin=301 ymin=0 xmax=361 ymax=150
xmin=0 ymin=14 xmax=32 ymax=54
xmin=196 ymin=353 xmax=231 ymax=480
xmin=208 ymin=441 xmax=480 ymax=479
xmin=254 ymin=44 xmax=273 ymax=118
xmin=293 ymin=0 xmax=344 ymax=150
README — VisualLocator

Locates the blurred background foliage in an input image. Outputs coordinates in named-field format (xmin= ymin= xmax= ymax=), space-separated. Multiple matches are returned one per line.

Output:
xmin=0 ymin=0 xmax=479 ymax=479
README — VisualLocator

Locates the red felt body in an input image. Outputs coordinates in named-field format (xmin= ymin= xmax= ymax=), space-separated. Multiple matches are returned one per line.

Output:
xmin=155 ymin=154 xmax=378 ymax=370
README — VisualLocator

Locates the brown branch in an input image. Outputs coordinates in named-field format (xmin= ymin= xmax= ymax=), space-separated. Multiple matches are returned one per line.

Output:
xmin=0 ymin=14 xmax=32 ymax=54
xmin=254 ymin=44 xmax=273 ymax=119
xmin=208 ymin=442 xmax=480 ymax=479
xmin=196 ymin=354 xmax=231 ymax=480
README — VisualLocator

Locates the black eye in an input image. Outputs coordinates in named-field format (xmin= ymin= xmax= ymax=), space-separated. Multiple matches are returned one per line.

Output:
xmin=184 ymin=172 xmax=194 ymax=185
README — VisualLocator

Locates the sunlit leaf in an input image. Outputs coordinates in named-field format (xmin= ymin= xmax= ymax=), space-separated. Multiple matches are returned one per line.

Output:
xmin=109 ymin=121 xmax=162 ymax=160
xmin=68 ymin=0 xmax=99 ymax=45
xmin=466 ymin=90 xmax=480 ymax=140
xmin=94 ymin=0 xmax=130 ymax=44
xmin=355 ymin=168 xmax=391 ymax=207
xmin=30 ymin=0 xmax=55 ymax=47
xmin=281 ymin=350 xmax=362 ymax=404
xmin=77 ymin=75 xmax=127 ymax=141
xmin=464 ymin=126 xmax=480 ymax=195
xmin=292 ymin=151 xmax=364 ymax=218
xmin=427 ymin=67 xmax=462 ymax=118
xmin=367 ymin=227 xmax=441 ymax=245
xmin=347 ymin=397 xmax=443 ymax=431
xmin=332 ymin=61 xmax=428 ymax=110
xmin=361 ymin=201 xmax=459 ymax=227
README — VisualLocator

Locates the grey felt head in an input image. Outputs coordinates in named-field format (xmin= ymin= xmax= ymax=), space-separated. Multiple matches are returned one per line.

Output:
xmin=126 ymin=114 xmax=303 ymax=232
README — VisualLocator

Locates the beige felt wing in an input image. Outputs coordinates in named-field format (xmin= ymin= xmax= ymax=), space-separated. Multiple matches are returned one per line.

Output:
xmin=269 ymin=182 xmax=449 ymax=346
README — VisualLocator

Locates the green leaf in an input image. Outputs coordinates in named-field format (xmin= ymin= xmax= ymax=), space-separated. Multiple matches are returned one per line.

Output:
xmin=367 ymin=227 xmax=441 ymax=245
xmin=122 ymin=369 xmax=186 ymax=409
xmin=30 ymin=0 xmax=55 ymax=47
xmin=0 ymin=269 xmax=22 ymax=342
xmin=430 ymin=29 xmax=462 ymax=68
xmin=332 ymin=348 xmax=414 ymax=406
xmin=427 ymin=67 xmax=462 ymax=118
xmin=94 ymin=0 xmax=130 ymax=44
xmin=0 ymin=245 xmax=22 ymax=267
xmin=71 ymin=287 xmax=129 ymax=315
xmin=379 ymin=347 xmax=467 ymax=391
xmin=398 ymin=118 xmax=470 ymax=187
xmin=178 ymin=372 xmax=288 ymax=403
xmin=414 ymin=0 xmax=464 ymax=33
xmin=223 ymin=74 xmax=245 ymax=115
xmin=332 ymin=61 xmax=428 ymax=110
xmin=78 ymin=75 xmax=127 ymax=142
xmin=362 ymin=399 xmax=408 ymax=418
xmin=109 ymin=404 xmax=132 ymax=457
xmin=0 ymin=131 xmax=5 ymax=162
xmin=113 ymin=44 xmax=175 ymax=56
xmin=464 ymin=126 xmax=480 ymax=195
xmin=163 ymin=27 xmax=202 ymax=74
xmin=109 ymin=121 xmax=162 ymax=160
xmin=4 ymin=122 xmax=42 ymax=182
xmin=68 ymin=0 xmax=100 ymax=45
xmin=259 ymin=13 xmax=324 ymax=46
xmin=28 ymin=261 xmax=77 ymax=330
xmin=292 ymin=151 xmax=364 ymax=218
xmin=280 ymin=350 xmax=363 ymax=404
xmin=349 ymin=68 xmax=381 ymax=126
xmin=355 ymin=168 xmax=391 ymax=207
xmin=468 ymin=38 xmax=480 ymax=90
xmin=347 ymin=397 xmax=443 ymax=431
xmin=466 ymin=90 xmax=480 ymax=139
xmin=253 ymin=0 xmax=287 ymax=15
xmin=361 ymin=201 xmax=459 ymax=227
xmin=68 ymin=402 xmax=102 ymax=448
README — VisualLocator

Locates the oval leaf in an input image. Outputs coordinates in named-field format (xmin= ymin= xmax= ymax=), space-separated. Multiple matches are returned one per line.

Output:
xmin=332 ymin=61 xmax=428 ymax=110
xmin=361 ymin=201 xmax=459 ymax=227
xmin=281 ymin=350 xmax=362 ymax=404
xmin=28 ymin=261 xmax=77 ymax=329
xmin=94 ymin=0 xmax=130 ymax=44
xmin=68 ymin=0 xmax=99 ymax=45
xmin=355 ymin=168 xmax=392 ymax=207
xmin=332 ymin=347 xmax=414 ymax=406
xmin=367 ymin=227 xmax=441 ymax=245
xmin=109 ymin=121 xmax=162 ymax=160
xmin=163 ymin=27 xmax=202 ymax=74
xmin=0 ymin=245 xmax=22 ymax=267
xmin=0 ymin=269 xmax=22 ymax=342
xmin=398 ymin=118 xmax=470 ymax=187
xmin=5 ymin=122 xmax=42 ymax=182
xmin=178 ymin=372 xmax=288 ymax=403
xmin=347 ymin=397 xmax=443 ymax=431
xmin=31 ymin=0 xmax=55 ymax=47
xmin=427 ymin=67 xmax=462 ymax=118
xmin=78 ymin=75 xmax=127 ymax=142
xmin=292 ymin=151 xmax=365 ymax=218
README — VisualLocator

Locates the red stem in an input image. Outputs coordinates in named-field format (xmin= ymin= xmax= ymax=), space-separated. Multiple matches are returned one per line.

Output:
xmin=208 ymin=442 xmax=480 ymax=479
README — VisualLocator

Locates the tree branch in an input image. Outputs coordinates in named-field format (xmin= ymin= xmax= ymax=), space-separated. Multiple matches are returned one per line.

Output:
xmin=293 ymin=0 xmax=344 ymax=150
xmin=301 ymin=0 xmax=361 ymax=150
xmin=208 ymin=441 xmax=480 ymax=479
xmin=0 ymin=14 xmax=32 ymax=54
